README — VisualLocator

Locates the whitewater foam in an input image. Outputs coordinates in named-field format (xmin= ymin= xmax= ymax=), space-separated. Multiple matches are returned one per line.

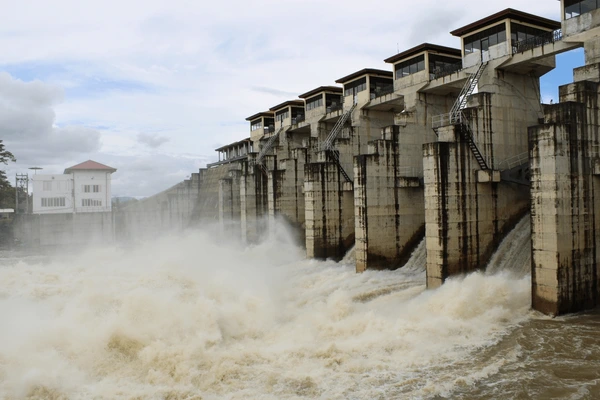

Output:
xmin=0 ymin=227 xmax=531 ymax=399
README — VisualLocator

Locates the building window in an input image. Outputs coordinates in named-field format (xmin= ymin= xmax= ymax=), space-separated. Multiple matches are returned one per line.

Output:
xmin=306 ymin=95 xmax=324 ymax=111
xmin=394 ymin=55 xmax=426 ymax=79
xmin=565 ymin=0 xmax=600 ymax=19
xmin=41 ymin=197 xmax=66 ymax=207
xmin=429 ymin=54 xmax=463 ymax=79
xmin=464 ymin=23 xmax=507 ymax=53
xmin=275 ymin=109 xmax=289 ymax=122
xmin=43 ymin=181 xmax=52 ymax=191
xmin=344 ymin=77 xmax=367 ymax=97
xmin=510 ymin=23 xmax=551 ymax=44
xmin=325 ymin=93 xmax=342 ymax=108
xmin=370 ymin=76 xmax=394 ymax=98
xmin=82 ymin=199 xmax=102 ymax=207
xmin=83 ymin=184 xmax=101 ymax=193
xmin=251 ymin=119 xmax=262 ymax=131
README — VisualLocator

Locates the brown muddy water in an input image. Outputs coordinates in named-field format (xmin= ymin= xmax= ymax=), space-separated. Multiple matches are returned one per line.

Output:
xmin=0 ymin=217 xmax=599 ymax=399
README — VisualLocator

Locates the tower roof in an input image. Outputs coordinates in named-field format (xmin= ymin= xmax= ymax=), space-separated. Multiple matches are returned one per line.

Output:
xmin=64 ymin=160 xmax=117 ymax=174
xmin=450 ymin=8 xmax=561 ymax=37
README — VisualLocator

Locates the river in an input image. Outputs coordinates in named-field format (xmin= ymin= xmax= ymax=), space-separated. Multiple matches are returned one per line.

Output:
xmin=0 ymin=217 xmax=599 ymax=399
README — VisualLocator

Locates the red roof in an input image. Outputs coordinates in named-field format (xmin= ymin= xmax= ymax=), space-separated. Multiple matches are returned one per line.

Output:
xmin=64 ymin=160 xmax=117 ymax=174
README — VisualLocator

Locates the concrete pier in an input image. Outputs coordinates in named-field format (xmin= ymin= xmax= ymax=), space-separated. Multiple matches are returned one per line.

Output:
xmin=423 ymin=69 xmax=536 ymax=287
xmin=304 ymin=157 xmax=355 ymax=260
xmin=530 ymin=82 xmax=600 ymax=315
xmin=219 ymin=169 xmax=242 ymax=238
xmin=269 ymin=147 xmax=308 ymax=244
xmin=354 ymin=125 xmax=424 ymax=272
xmin=240 ymin=161 xmax=269 ymax=244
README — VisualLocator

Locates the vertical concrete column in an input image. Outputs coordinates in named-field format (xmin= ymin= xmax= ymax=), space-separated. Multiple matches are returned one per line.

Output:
xmin=354 ymin=127 xmax=424 ymax=272
xmin=219 ymin=178 xmax=233 ymax=229
xmin=423 ymin=125 xmax=528 ymax=288
xmin=240 ymin=165 xmax=268 ymax=244
xmin=218 ymin=170 xmax=242 ymax=239
xmin=270 ymin=148 xmax=308 ymax=245
xmin=305 ymin=159 xmax=354 ymax=260
xmin=530 ymin=83 xmax=600 ymax=315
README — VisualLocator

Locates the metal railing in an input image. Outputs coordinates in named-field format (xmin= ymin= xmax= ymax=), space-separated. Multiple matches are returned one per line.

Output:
xmin=256 ymin=127 xmax=284 ymax=165
xmin=326 ymin=103 xmax=343 ymax=113
xmin=371 ymin=86 xmax=394 ymax=100
xmin=292 ymin=115 xmax=305 ymax=125
xmin=207 ymin=155 xmax=248 ymax=168
xmin=497 ymin=152 xmax=529 ymax=170
xmin=432 ymin=112 xmax=462 ymax=129
xmin=321 ymin=103 xmax=356 ymax=151
xmin=430 ymin=62 xmax=463 ymax=80
xmin=512 ymin=29 xmax=563 ymax=54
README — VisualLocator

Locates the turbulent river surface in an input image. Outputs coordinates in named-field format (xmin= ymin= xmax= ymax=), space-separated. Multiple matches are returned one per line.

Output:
xmin=1 ymin=218 xmax=600 ymax=399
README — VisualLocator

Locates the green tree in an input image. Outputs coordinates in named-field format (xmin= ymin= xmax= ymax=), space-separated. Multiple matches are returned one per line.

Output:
xmin=0 ymin=140 xmax=16 ymax=209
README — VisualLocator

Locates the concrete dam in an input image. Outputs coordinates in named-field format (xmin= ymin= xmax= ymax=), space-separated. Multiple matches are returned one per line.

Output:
xmin=116 ymin=3 xmax=600 ymax=317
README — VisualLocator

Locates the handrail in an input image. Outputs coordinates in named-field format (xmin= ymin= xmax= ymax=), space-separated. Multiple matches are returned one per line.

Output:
xmin=256 ymin=127 xmax=284 ymax=165
xmin=328 ymin=149 xmax=352 ymax=183
xmin=371 ymin=86 xmax=394 ymax=99
xmin=460 ymin=113 xmax=489 ymax=170
xmin=326 ymin=103 xmax=343 ymax=113
xmin=430 ymin=62 xmax=463 ymax=80
xmin=512 ymin=29 xmax=563 ymax=54
xmin=497 ymin=152 xmax=529 ymax=170
xmin=207 ymin=154 xmax=248 ymax=168
xmin=292 ymin=115 xmax=305 ymax=125
xmin=321 ymin=103 xmax=356 ymax=151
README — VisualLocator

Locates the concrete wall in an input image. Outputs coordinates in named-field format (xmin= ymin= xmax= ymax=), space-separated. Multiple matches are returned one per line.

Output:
xmin=14 ymin=212 xmax=114 ymax=248
xmin=424 ymin=130 xmax=529 ymax=287
xmin=424 ymin=64 xmax=536 ymax=288
xmin=530 ymin=81 xmax=600 ymax=315
xmin=270 ymin=147 xmax=308 ymax=245
xmin=305 ymin=160 xmax=354 ymax=260
xmin=219 ymin=169 xmax=242 ymax=239
xmin=354 ymin=125 xmax=424 ymax=272
xmin=115 ymin=173 xmax=201 ymax=241
xmin=240 ymin=163 xmax=269 ymax=244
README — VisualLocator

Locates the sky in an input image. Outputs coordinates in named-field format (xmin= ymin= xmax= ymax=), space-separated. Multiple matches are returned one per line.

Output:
xmin=0 ymin=0 xmax=585 ymax=197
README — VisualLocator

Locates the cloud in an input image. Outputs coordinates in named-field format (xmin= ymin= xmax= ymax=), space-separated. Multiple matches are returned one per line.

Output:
xmin=251 ymin=86 xmax=300 ymax=98
xmin=0 ymin=0 xmax=569 ymax=197
xmin=137 ymin=132 xmax=169 ymax=148
xmin=0 ymin=73 xmax=101 ymax=167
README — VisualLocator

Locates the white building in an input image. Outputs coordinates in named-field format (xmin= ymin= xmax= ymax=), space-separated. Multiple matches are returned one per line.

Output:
xmin=32 ymin=160 xmax=117 ymax=214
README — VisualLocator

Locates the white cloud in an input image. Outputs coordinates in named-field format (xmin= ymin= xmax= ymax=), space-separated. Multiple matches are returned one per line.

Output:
xmin=0 ymin=73 xmax=101 ymax=166
xmin=137 ymin=132 xmax=169 ymax=148
xmin=0 ymin=0 xmax=566 ymax=196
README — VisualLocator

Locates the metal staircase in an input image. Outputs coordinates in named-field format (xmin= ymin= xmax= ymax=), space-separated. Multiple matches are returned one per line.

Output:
xmin=459 ymin=118 xmax=489 ymax=170
xmin=254 ymin=126 xmax=284 ymax=174
xmin=322 ymin=104 xmax=357 ymax=150
xmin=329 ymin=149 xmax=352 ymax=183
xmin=319 ymin=104 xmax=356 ymax=183
xmin=448 ymin=61 xmax=487 ymax=124
xmin=432 ymin=60 xmax=489 ymax=170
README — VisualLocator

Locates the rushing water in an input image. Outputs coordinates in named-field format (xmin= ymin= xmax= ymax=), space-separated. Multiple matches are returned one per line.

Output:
xmin=0 ymin=218 xmax=599 ymax=399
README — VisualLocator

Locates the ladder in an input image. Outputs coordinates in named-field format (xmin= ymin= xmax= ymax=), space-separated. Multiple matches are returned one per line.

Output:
xmin=328 ymin=149 xmax=352 ymax=183
xmin=256 ymin=127 xmax=284 ymax=166
xmin=449 ymin=61 xmax=487 ymax=123
xmin=431 ymin=60 xmax=489 ymax=170
xmin=322 ymin=103 xmax=357 ymax=150
xmin=459 ymin=117 xmax=489 ymax=170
